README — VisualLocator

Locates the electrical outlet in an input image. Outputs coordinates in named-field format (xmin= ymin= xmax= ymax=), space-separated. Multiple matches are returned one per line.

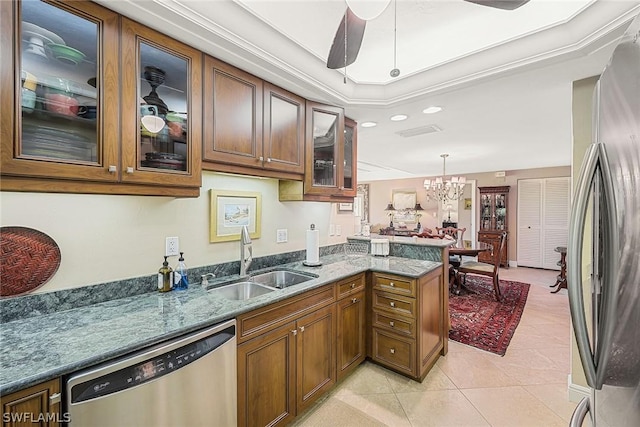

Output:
xmin=335 ymin=225 xmax=342 ymax=236
xmin=165 ymin=236 xmax=179 ymax=256
xmin=329 ymin=224 xmax=335 ymax=236
xmin=276 ymin=229 xmax=288 ymax=243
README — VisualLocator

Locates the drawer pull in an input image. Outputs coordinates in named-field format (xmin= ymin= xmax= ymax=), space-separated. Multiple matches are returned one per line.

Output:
xmin=50 ymin=392 xmax=61 ymax=404
xmin=390 ymin=348 xmax=395 ymax=354
xmin=350 ymin=283 xmax=355 ymax=289
xmin=390 ymin=302 xmax=395 ymax=307
xmin=389 ymin=321 xmax=395 ymax=327
xmin=299 ymin=326 xmax=305 ymax=333
xmin=291 ymin=329 xmax=297 ymax=336
xmin=389 ymin=282 xmax=395 ymax=287
xmin=352 ymin=297 xmax=358 ymax=303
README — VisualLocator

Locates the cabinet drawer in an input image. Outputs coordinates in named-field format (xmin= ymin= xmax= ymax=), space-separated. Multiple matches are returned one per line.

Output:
xmin=372 ymin=310 xmax=415 ymax=338
xmin=372 ymin=291 xmax=415 ymax=318
xmin=237 ymin=284 xmax=335 ymax=343
xmin=372 ymin=274 xmax=415 ymax=297
xmin=372 ymin=328 xmax=415 ymax=375
xmin=336 ymin=273 xmax=365 ymax=299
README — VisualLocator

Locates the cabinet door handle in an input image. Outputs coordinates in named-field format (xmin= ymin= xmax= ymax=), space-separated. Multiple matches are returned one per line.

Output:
xmin=299 ymin=326 xmax=305 ymax=333
xmin=108 ymin=165 xmax=117 ymax=173
xmin=291 ymin=329 xmax=297 ymax=336
xmin=352 ymin=297 xmax=358 ymax=303
xmin=389 ymin=348 xmax=395 ymax=354
xmin=389 ymin=321 xmax=395 ymax=327
xmin=49 ymin=392 xmax=61 ymax=404
xmin=390 ymin=302 xmax=395 ymax=307
xmin=267 ymin=158 xmax=272 ymax=163
xmin=259 ymin=156 xmax=264 ymax=161
xmin=389 ymin=282 xmax=395 ymax=287
xmin=126 ymin=167 xmax=134 ymax=174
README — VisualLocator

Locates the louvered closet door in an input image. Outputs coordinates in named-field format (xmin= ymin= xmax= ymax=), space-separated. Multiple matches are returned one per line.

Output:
xmin=542 ymin=178 xmax=570 ymax=269
xmin=518 ymin=179 xmax=543 ymax=267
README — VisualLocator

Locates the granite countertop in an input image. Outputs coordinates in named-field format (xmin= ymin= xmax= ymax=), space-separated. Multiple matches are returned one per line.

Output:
xmin=0 ymin=254 xmax=441 ymax=395
xmin=349 ymin=234 xmax=456 ymax=247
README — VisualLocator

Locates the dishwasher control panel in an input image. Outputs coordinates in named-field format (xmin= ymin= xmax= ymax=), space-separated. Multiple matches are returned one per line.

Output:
xmin=70 ymin=324 xmax=235 ymax=403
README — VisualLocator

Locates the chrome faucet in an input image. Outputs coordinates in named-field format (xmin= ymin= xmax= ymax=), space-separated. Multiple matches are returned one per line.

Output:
xmin=240 ymin=225 xmax=253 ymax=277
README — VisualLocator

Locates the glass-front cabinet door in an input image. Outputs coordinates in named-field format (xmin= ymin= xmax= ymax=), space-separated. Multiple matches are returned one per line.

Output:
xmin=1 ymin=0 xmax=119 ymax=181
xmin=120 ymin=18 xmax=202 ymax=187
xmin=342 ymin=117 xmax=357 ymax=197
xmin=304 ymin=102 xmax=345 ymax=196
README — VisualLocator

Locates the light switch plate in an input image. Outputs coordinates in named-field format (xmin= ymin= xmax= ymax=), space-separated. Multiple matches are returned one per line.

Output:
xmin=329 ymin=224 xmax=335 ymax=236
xmin=335 ymin=225 xmax=342 ymax=236
xmin=276 ymin=229 xmax=288 ymax=243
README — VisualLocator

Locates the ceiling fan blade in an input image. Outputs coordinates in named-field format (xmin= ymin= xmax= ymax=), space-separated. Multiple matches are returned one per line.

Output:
xmin=463 ymin=0 xmax=530 ymax=10
xmin=326 ymin=7 xmax=367 ymax=69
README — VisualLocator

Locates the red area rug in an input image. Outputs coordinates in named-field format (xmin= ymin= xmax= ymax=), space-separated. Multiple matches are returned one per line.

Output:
xmin=449 ymin=275 xmax=530 ymax=356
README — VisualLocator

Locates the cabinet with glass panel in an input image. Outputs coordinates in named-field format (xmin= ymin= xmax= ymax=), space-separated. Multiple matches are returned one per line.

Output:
xmin=0 ymin=0 xmax=201 ymax=196
xmin=477 ymin=186 xmax=509 ymax=267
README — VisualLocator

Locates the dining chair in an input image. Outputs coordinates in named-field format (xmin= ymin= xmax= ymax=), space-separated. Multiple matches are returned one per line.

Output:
xmin=456 ymin=231 xmax=507 ymax=301
xmin=436 ymin=227 xmax=466 ymax=267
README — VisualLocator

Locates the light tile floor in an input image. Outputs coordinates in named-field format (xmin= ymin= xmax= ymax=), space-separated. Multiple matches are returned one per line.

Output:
xmin=292 ymin=267 xmax=576 ymax=427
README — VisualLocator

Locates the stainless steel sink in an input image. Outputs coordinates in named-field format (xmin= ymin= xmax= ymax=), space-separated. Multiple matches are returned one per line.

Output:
xmin=208 ymin=281 xmax=276 ymax=300
xmin=250 ymin=270 xmax=315 ymax=289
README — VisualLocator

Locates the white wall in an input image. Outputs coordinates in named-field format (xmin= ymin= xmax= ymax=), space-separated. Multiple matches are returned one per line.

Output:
xmin=0 ymin=172 xmax=355 ymax=293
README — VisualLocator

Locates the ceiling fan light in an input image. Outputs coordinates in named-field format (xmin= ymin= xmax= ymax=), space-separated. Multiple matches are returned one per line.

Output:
xmin=345 ymin=0 xmax=392 ymax=20
xmin=361 ymin=121 xmax=377 ymax=128
xmin=423 ymin=106 xmax=443 ymax=114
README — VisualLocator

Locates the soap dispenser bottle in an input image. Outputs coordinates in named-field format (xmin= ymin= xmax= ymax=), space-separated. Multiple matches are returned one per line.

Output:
xmin=158 ymin=256 xmax=173 ymax=293
xmin=173 ymin=252 xmax=188 ymax=291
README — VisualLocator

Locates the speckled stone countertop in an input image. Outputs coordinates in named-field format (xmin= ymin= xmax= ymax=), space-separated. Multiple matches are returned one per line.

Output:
xmin=349 ymin=233 xmax=456 ymax=247
xmin=0 ymin=254 xmax=441 ymax=395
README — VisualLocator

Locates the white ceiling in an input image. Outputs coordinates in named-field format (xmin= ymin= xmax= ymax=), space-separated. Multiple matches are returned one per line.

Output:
xmin=97 ymin=0 xmax=640 ymax=181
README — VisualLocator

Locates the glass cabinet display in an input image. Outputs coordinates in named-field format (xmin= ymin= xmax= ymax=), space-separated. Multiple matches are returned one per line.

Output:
xmin=1 ymin=0 xmax=120 ymax=182
xmin=120 ymin=18 xmax=202 ymax=187
xmin=478 ymin=186 xmax=510 ymax=267
xmin=342 ymin=117 xmax=357 ymax=195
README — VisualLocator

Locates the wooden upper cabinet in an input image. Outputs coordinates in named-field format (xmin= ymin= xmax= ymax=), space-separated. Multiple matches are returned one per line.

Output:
xmin=120 ymin=18 xmax=202 ymax=188
xmin=0 ymin=0 xmax=119 ymax=182
xmin=342 ymin=117 xmax=357 ymax=197
xmin=203 ymin=56 xmax=263 ymax=168
xmin=262 ymin=82 xmax=305 ymax=175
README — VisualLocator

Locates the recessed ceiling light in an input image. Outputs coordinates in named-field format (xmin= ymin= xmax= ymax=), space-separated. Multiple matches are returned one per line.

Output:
xmin=390 ymin=114 xmax=408 ymax=121
xmin=423 ymin=106 xmax=443 ymax=114
xmin=361 ymin=121 xmax=377 ymax=128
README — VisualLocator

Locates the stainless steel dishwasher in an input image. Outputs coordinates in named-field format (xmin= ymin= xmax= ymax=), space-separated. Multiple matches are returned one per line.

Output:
xmin=66 ymin=319 xmax=236 ymax=427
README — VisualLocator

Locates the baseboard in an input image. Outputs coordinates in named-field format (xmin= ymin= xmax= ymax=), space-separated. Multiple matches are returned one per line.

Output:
xmin=568 ymin=375 xmax=591 ymax=402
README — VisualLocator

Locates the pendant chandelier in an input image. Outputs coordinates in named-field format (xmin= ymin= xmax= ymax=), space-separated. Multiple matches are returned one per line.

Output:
xmin=424 ymin=154 xmax=466 ymax=203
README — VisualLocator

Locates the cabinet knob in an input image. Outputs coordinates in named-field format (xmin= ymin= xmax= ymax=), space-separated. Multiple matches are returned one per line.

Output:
xmin=389 ymin=348 xmax=395 ymax=354
xmin=389 ymin=282 xmax=395 ymax=287
xmin=352 ymin=297 xmax=358 ymax=303
xmin=299 ymin=326 xmax=305 ymax=333
xmin=390 ymin=302 xmax=395 ymax=308
xmin=389 ymin=321 xmax=395 ymax=327
xmin=108 ymin=165 xmax=117 ymax=173
xmin=126 ymin=167 xmax=134 ymax=174
xmin=259 ymin=156 xmax=264 ymax=162
xmin=267 ymin=158 xmax=272 ymax=163
xmin=350 ymin=283 xmax=355 ymax=289
xmin=291 ymin=329 xmax=297 ymax=336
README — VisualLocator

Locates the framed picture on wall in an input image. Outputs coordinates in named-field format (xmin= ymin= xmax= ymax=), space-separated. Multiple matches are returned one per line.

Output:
xmin=210 ymin=190 xmax=262 ymax=242
xmin=392 ymin=189 xmax=417 ymax=222
xmin=464 ymin=198 xmax=472 ymax=210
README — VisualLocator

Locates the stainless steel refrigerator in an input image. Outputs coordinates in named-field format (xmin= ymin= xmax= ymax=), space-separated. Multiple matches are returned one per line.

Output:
xmin=568 ymin=12 xmax=640 ymax=427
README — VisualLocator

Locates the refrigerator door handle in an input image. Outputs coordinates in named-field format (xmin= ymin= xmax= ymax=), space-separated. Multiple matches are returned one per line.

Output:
xmin=594 ymin=143 xmax=620 ymax=389
xmin=569 ymin=397 xmax=591 ymax=427
xmin=568 ymin=143 xmax=600 ymax=388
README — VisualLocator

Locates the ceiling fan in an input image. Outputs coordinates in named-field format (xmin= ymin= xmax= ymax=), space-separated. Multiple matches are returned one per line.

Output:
xmin=326 ymin=0 xmax=531 ymax=71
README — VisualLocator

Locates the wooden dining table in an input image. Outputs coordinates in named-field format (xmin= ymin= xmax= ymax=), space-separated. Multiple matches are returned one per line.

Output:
xmin=448 ymin=240 xmax=493 ymax=295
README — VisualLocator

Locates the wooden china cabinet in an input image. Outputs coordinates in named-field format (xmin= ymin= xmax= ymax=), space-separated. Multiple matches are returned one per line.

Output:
xmin=0 ymin=0 xmax=202 ymax=196
xmin=477 ymin=186 xmax=509 ymax=267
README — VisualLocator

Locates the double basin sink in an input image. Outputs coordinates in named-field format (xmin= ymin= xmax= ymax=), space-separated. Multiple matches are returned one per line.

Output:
xmin=208 ymin=269 xmax=317 ymax=301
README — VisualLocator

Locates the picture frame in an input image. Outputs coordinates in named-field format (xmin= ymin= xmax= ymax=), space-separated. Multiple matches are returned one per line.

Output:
xmin=338 ymin=202 xmax=353 ymax=212
xmin=464 ymin=198 xmax=472 ymax=210
xmin=392 ymin=189 xmax=417 ymax=222
xmin=210 ymin=190 xmax=261 ymax=242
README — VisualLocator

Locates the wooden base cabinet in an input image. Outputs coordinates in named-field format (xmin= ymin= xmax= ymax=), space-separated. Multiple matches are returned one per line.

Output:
xmin=336 ymin=273 xmax=366 ymax=381
xmin=1 ymin=378 xmax=62 ymax=427
xmin=369 ymin=269 xmax=445 ymax=381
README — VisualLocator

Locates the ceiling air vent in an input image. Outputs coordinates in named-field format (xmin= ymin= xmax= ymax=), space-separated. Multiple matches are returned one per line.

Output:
xmin=395 ymin=124 xmax=442 ymax=138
